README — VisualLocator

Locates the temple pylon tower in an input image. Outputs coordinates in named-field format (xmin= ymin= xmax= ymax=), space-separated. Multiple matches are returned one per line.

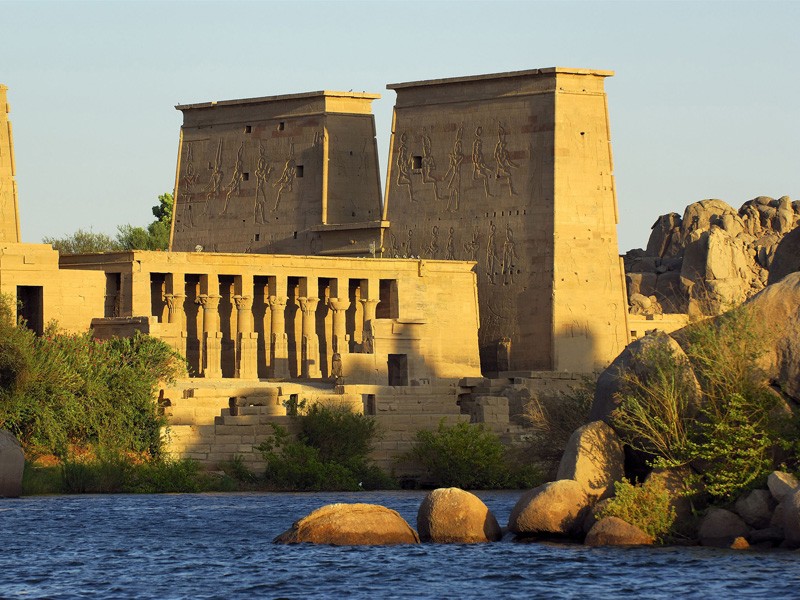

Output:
xmin=0 ymin=85 xmax=21 ymax=243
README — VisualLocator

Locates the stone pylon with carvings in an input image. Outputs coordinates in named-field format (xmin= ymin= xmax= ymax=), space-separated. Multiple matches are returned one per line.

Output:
xmin=0 ymin=85 xmax=21 ymax=243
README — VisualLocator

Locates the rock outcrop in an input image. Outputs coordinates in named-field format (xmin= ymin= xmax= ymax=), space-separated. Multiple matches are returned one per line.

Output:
xmin=508 ymin=480 xmax=588 ymax=538
xmin=0 ymin=430 xmax=24 ymax=498
xmin=556 ymin=421 xmax=624 ymax=500
xmin=698 ymin=507 xmax=750 ymax=547
xmin=416 ymin=487 xmax=502 ymax=543
xmin=274 ymin=503 xmax=420 ymax=545
xmin=584 ymin=516 xmax=653 ymax=546
xmin=626 ymin=196 xmax=799 ymax=316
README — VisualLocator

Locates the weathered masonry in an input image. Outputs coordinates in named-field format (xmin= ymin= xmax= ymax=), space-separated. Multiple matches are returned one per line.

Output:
xmin=170 ymin=91 xmax=385 ymax=257
xmin=59 ymin=251 xmax=481 ymax=386
xmin=382 ymin=68 xmax=629 ymax=373
xmin=0 ymin=85 xmax=20 ymax=243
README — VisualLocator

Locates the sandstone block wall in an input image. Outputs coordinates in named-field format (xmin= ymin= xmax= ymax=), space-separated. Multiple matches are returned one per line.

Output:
xmin=0 ymin=85 xmax=20 ymax=244
xmin=170 ymin=91 xmax=384 ymax=256
xmin=382 ymin=68 xmax=629 ymax=374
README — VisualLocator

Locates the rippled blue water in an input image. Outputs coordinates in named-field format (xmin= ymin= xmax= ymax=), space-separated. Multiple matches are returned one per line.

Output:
xmin=1 ymin=491 xmax=799 ymax=599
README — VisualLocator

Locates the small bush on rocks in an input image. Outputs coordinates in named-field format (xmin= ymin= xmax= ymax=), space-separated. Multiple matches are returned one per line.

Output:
xmin=405 ymin=420 xmax=542 ymax=489
xmin=596 ymin=477 xmax=676 ymax=541
xmin=257 ymin=404 xmax=395 ymax=491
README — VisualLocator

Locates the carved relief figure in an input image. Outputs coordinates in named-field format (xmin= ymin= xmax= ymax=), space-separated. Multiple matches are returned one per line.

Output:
xmin=497 ymin=337 xmax=512 ymax=371
xmin=442 ymin=124 xmax=464 ymax=212
xmin=464 ymin=226 xmax=480 ymax=261
xmin=221 ymin=141 xmax=245 ymax=215
xmin=395 ymin=132 xmax=414 ymax=202
xmin=254 ymin=143 xmax=273 ymax=224
xmin=445 ymin=226 xmax=456 ymax=260
xmin=204 ymin=140 xmax=224 ymax=210
xmin=472 ymin=126 xmax=493 ymax=198
xmin=494 ymin=124 xmax=518 ymax=196
xmin=404 ymin=228 xmax=415 ymax=257
xmin=486 ymin=222 xmax=499 ymax=284
xmin=420 ymin=128 xmax=443 ymax=201
xmin=273 ymin=144 xmax=296 ymax=211
xmin=425 ymin=225 xmax=440 ymax=258
xmin=386 ymin=231 xmax=400 ymax=257
xmin=502 ymin=225 xmax=518 ymax=285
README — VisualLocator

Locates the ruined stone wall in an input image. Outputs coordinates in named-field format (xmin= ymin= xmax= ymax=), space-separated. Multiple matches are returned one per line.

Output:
xmin=170 ymin=92 xmax=384 ymax=256
xmin=383 ymin=69 xmax=628 ymax=373
xmin=0 ymin=85 xmax=20 ymax=243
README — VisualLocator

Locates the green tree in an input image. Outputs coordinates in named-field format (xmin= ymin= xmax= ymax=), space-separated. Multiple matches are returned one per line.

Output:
xmin=43 ymin=229 xmax=121 ymax=254
xmin=43 ymin=193 xmax=173 ymax=254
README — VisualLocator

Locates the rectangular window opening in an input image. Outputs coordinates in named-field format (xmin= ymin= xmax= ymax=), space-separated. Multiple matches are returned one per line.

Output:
xmin=245 ymin=125 xmax=252 ymax=133
xmin=243 ymin=172 xmax=250 ymax=181
xmin=278 ymin=121 xmax=285 ymax=131
xmin=412 ymin=155 xmax=422 ymax=169
xmin=296 ymin=165 xmax=304 ymax=178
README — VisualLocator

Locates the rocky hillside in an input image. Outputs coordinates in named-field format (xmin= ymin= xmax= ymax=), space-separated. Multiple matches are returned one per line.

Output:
xmin=625 ymin=196 xmax=799 ymax=316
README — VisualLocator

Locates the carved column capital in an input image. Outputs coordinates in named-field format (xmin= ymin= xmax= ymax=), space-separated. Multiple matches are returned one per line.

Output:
xmin=268 ymin=295 xmax=288 ymax=310
xmin=298 ymin=296 xmax=319 ymax=315
xmin=233 ymin=295 xmax=253 ymax=311
xmin=328 ymin=297 xmax=351 ymax=313
xmin=165 ymin=293 xmax=185 ymax=311
xmin=197 ymin=294 xmax=221 ymax=310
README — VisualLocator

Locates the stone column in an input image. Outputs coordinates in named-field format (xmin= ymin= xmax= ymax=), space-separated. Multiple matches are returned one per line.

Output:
xmin=298 ymin=296 xmax=321 ymax=378
xmin=198 ymin=294 xmax=222 ymax=378
xmin=360 ymin=298 xmax=379 ymax=354
xmin=164 ymin=293 xmax=186 ymax=357
xmin=234 ymin=295 xmax=258 ymax=379
xmin=328 ymin=297 xmax=351 ymax=354
xmin=269 ymin=295 xmax=290 ymax=379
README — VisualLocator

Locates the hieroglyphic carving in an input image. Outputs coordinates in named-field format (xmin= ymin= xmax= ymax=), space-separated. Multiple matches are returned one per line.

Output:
xmin=204 ymin=140 xmax=224 ymax=210
xmin=494 ymin=123 xmax=518 ymax=196
xmin=181 ymin=143 xmax=198 ymax=199
xmin=420 ymin=128 xmax=442 ymax=201
xmin=472 ymin=126 xmax=493 ymax=198
xmin=273 ymin=143 xmax=296 ymax=211
xmin=425 ymin=225 xmax=439 ymax=258
xmin=404 ymin=228 xmax=415 ymax=257
xmin=395 ymin=132 xmax=414 ymax=202
xmin=501 ymin=225 xmax=518 ymax=285
xmin=445 ymin=226 xmax=456 ymax=260
xmin=464 ymin=226 xmax=480 ymax=261
xmin=386 ymin=231 xmax=400 ymax=257
xmin=486 ymin=222 xmax=499 ymax=284
xmin=443 ymin=124 xmax=464 ymax=212
xmin=254 ymin=142 xmax=273 ymax=224
xmin=221 ymin=141 xmax=245 ymax=215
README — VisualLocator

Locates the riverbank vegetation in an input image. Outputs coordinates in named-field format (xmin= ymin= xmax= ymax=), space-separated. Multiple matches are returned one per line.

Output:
xmin=612 ymin=308 xmax=797 ymax=502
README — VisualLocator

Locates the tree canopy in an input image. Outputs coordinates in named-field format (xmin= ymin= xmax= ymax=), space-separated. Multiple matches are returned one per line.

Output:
xmin=44 ymin=193 xmax=173 ymax=255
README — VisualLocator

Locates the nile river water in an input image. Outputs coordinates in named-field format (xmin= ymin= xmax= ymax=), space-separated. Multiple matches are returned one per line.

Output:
xmin=1 ymin=490 xmax=799 ymax=599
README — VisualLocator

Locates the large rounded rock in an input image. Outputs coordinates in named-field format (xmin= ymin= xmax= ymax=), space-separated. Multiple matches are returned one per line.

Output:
xmin=584 ymin=517 xmax=654 ymax=547
xmin=768 ymin=227 xmax=800 ymax=284
xmin=0 ymin=430 xmax=24 ymax=498
xmin=698 ymin=507 xmax=750 ymax=547
xmin=508 ymin=480 xmax=588 ymax=537
xmin=781 ymin=488 xmax=800 ymax=547
xmin=740 ymin=273 xmax=800 ymax=402
xmin=416 ymin=487 xmax=501 ymax=543
xmin=734 ymin=489 xmax=774 ymax=529
xmin=273 ymin=503 xmax=420 ymax=545
xmin=556 ymin=421 xmax=624 ymax=500
xmin=768 ymin=471 xmax=799 ymax=503
xmin=644 ymin=466 xmax=704 ymax=524
xmin=590 ymin=331 xmax=702 ymax=426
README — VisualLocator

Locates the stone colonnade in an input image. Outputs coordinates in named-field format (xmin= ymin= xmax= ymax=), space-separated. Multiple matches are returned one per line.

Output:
xmin=156 ymin=272 xmax=388 ymax=379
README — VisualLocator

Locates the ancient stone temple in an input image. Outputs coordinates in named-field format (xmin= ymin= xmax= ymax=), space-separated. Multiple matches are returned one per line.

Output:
xmin=382 ymin=68 xmax=629 ymax=373
xmin=170 ymin=91 xmax=385 ymax=256
xmin=0 ymin=85 xmax=20 ymax=243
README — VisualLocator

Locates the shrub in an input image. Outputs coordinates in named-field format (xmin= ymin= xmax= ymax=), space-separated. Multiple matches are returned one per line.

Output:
xmin=257 ymin=404 xmax=395 ymax=491
xmin=596 ymin=477 xmax=676 ymax=541
xmin=0 ymin=294 xmax=186 ymax=459
xmin=611 ymin=308 xmax=783 ymax=501
xmin=405 ymin=420 xmax=542 ymax=489
xmin=523 ymin=378 xmax=593 ymax=478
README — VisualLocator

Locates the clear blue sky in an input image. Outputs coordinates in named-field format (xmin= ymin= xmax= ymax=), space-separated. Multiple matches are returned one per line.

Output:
xmin=2 ymin=0 xmax=798 ymax=252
